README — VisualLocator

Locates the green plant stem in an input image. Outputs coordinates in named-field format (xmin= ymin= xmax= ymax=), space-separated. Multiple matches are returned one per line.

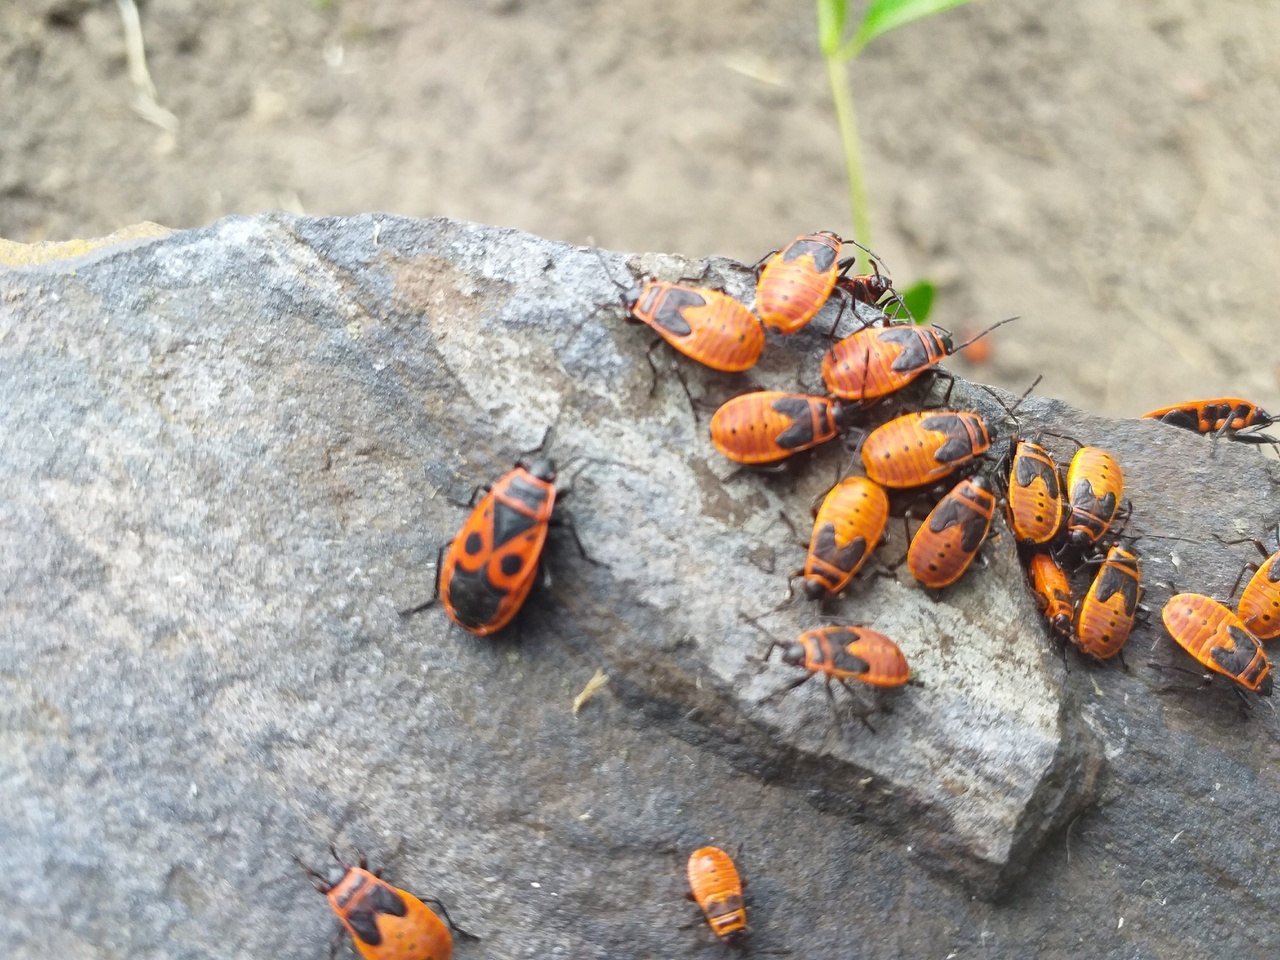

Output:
xmin=825 ymin=53 xmax=871 ymax=273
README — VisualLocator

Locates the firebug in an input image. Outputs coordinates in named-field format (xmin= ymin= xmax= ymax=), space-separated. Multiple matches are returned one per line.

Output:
xmin=298 ymin=846 xmax=474 ymax=960
xmin=859 ymin=410 xmax=993 ymax=489
xmin=686 ymin=846 xmax=748 ymax=947
xmin=710 ymin=391 xmax=861 ymax=466
xmin=905 ymin=474 xmax=997 ymax=589
xmin=791 ymin=476 xmax=890 ymax=600
xmin=1161 ymin=593 xmax=1272 ymax=694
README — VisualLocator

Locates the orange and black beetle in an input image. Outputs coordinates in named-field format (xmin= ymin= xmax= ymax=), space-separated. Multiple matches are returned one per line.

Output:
xmin=1222 ymin=528 xmax=1280 ymax=641
xmin=1062 ymin=446 xmax=1124 ymax=548
xmin=1072 ymin=545 xmax=1142 ymax=662
xmin=754 ymin=231 xmax=845 ymax=335
xmin=762 ymin=625 xmax=912 ymax=697
xmin=711 ymin=391 xmax=861 ymax=465
xmin=622 ymin=279 xmax=765 ymax=373
xmin=1025 ymin=551 xmax=1073 ymax=641
xmin=1003 ymin=435 xmax=1064 ymax=546
xmin=1144 ymin=397 xmax=1277 ymax=445
xmin=790 ymin=476 xmax=890 ymax=600
xmin=402 ymin=456 xmax=560 ymax=636
xmin=821 ymin=318 xmax=1014 ymax=402
xmin=859 ymin=410 xmax=993 ymax=489
xmin=906 ymin=474 xmax=997 ymax=589
xmin=299 ymin=846 xmax=474 ymax=960
xmin=686 ymin=846 xmax=748 ymax=947
xmin=1161 ymin=593 xmax=1272 ymax=695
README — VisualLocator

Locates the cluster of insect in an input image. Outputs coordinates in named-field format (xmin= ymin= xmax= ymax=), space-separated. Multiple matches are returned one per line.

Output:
xmin=300 ymin=233 xmax=1280 ymax=957
xmin=609 ymin=232 xmax=1280 ymax=708
xmin=1145 ymin=400 xmax=1280 ymax=696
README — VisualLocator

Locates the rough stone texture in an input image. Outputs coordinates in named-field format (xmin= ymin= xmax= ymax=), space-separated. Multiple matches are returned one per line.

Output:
xmin=2 ymin=214 xmax=1278 ymax=958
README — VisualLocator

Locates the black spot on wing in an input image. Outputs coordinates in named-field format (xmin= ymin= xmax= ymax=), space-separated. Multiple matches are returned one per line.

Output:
xmin=649 ymin=287 xmax=705 ymax=336
xmin=957 ymin=510 xmax=990 ymax=552
xmin=812 ymin=523 xmax=868 ymax=571
xmin=880 ymin=327 xmax=933 ymax=372
xmin=367 ymin=884 xmax=408 ymax=918
xmin=1093 ymin=565 xmax=1140 ymax=614
xmin=346 ymin=908 xmax=383 ymax=946
xmin=928 ymin=496 xmax=987 ymax=550
xmin=771 ymin=396 xmax=815 ymax=418
xmin=1014 ymin=451 xmax=1060 ymax=495
xmin=824 ymin=627 xmax=863 ymax=646
xmin=803 ymin=636 xmax=830 ymax=667
xmin=1092 ymin=490 xmax=1118 ymax=519
xmin=1209 ymin=626 xmax=1259 ymax=676
xmin=921 ymin=416 xmax=976 ymax=463
xmin=1205 ymin=402 xmax=1235 ymax=428
xmin=834 ymin=537 xmax=869 ymax=571
xmin=775 ymin=422 xmax=817 ymax=449
xmin=782 ymin=238 xmax=837 ymax=271
xmin=771 ymin=396 xmax=818 ymax=449
xmin=1265 ymin=556 xmax=1280 ymax=584
xmin=828 ymin=645 xmax=871 ymax=676
xmin=1070 ymin=478 xmax=1116 ymax=519
xmin=927 ymin=497 xmax=967 ymax=534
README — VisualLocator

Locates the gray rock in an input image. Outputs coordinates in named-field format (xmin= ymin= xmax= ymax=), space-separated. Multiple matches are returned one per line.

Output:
xmin=2 ymin=214 xmax=1278 ymax=959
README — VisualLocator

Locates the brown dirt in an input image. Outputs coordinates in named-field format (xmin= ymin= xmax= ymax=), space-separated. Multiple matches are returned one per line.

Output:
xmin=4 ymin=0 xmax=1279 ymax=418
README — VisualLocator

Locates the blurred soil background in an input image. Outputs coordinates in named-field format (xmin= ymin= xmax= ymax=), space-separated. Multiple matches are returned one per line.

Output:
xmin=3 ymin=0 xmax=1279 ymax=419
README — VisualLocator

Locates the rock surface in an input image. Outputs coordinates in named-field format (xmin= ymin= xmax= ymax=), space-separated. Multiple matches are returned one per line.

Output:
xmin=2 ymin=214 xmax=1278 ymax=958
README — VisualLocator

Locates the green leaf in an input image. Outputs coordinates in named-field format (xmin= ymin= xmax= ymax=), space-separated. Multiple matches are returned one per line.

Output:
xmin=816 ymin=0 xmax=849 ymax=56
xmin=899 ymin=279 xmax=935 ymax=324
xmin=844 ymin=0 xmax=975 ymax=58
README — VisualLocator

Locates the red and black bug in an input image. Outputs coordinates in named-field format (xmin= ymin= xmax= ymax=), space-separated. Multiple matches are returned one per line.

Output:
xmin=1072 ymin=545 xmax=1142 ymax=662
xmin=404 ymin=456 xmax=558 ymax=635
xmin=791 ymin=475 xmax=889 ymax=600
xmin=399 ymin=431 xmax=602 ymax=637
xmin=1062 ymin=446 xmax=1125 ymax=548
xmin=835 ymin=259 xmax=901 ymax=314
xmin=1025 ymin=551 xmax=1073 ymax=641
xmin=710 ymin=391 xmax=861 ymax=465
xmin=1144 ymin=398 xmax=1278 ymax=445
xmin=1003 ymin=435 xmax=1065 ymax=546
xmin=623 ymin=279 xmax=765 ymax=373
xmin=1222 ymin=527 xmax=1280 ymax=640
xmin=743 ymin=616 xmax=913 ymax=733
xmin=686 ymin=846 xmax=748 ymax=947
xmin=761 ymin=625 xmax=913 ymax=700
xmin=859 ymin=410 xmax=993 ymax=489
xmin=905 ymin=473 xmax=997 ymax=589
xmin=753 ymin=231 xmax=845 ymax=335
xmin=1161 ymin=593 xmax=1272 ymax=694
xmin=820 ymin=318 xmax=1014 ymax=402
xmin=298 ymin=845 xmax=475 ymax=960
xmin=594 ymin=254 xmax=765 ymax=380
